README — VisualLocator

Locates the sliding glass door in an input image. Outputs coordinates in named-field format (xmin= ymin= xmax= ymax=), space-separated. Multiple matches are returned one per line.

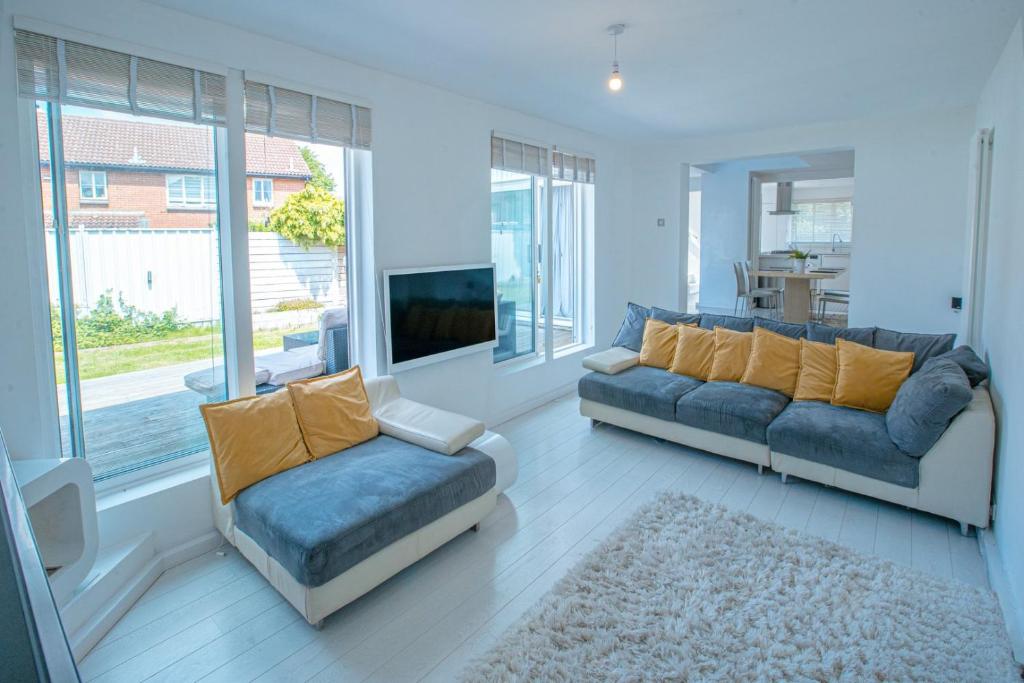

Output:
xmin=38 ymin=102 xmax=226 ymax=479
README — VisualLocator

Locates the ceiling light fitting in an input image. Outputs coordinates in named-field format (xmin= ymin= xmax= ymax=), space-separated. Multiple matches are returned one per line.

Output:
xmin=607 ymin=24 xmax=625 ymax=92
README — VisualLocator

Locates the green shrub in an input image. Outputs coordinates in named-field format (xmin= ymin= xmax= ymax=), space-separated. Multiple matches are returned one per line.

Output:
xmin=265 ymin=185 xmax=345 ymax=248
xmin=53 ymin=291 xmax=190 ymax=349
xmin=271 ymin=298 xmax=323 ymax=312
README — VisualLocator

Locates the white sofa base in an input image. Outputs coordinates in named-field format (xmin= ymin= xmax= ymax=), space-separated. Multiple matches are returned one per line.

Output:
xmin=233 ymin=492 xmax=496 ymax=624
xmin=771 ymin=387 xmax=995 ymax=530
xmin=579 ymin=398 xmax=771 ymax=468
xmin=579 ymin=354 xmax=995 ymax=530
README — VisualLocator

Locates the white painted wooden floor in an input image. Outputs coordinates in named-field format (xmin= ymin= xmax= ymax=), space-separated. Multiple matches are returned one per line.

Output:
xmin=79 ymin=393 xmax=989 ymax=682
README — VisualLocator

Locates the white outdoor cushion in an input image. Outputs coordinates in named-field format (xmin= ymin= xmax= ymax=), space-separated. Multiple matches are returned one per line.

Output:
xmin=184 ymin=366 xmax=271 ymax=396
xmin=582 ymin=347 xmax=641 ymax=375
xmin=261 ymin=345 xmax=325 ymax=386
xmin=374 ymin=397 xmax=485 ymax=456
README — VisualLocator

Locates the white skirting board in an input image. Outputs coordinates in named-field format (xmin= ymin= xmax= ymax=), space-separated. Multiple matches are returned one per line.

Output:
xmin=979 ymin=528 xmax=1024 ymax=662
xmin=64 ymin=529 xmax=223 ymax=661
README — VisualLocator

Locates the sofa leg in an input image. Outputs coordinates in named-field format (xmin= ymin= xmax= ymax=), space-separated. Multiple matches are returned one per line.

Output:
xmin=471 ymin=523 xmax=480 ymax=533
xmin=312 ymin=619 xmax=325 ymax=631
xmin=780 ymin=473 xmax=789 ymax=484
xmin=959 ymin=521 xmax=971 ymax=537
xmin=590 ymin=418 xmax=601 ymax=428
xmin=757 ymin=464 xmax=764 ymax=475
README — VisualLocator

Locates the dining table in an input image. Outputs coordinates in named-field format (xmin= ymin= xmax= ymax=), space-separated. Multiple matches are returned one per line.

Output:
xmin=751 ymin=269 xmax=846 ymax=324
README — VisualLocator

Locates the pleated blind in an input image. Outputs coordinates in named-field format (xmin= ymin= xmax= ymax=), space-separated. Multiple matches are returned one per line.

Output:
xmin=491 ymin=135 xmax=548 ymax=177
xmin=552 ymin=150 xmax=596 ymax=184
xmin=14 ymin=30 xmax=226 ymax=124
xmin=243 ymin=81 xmax=372 ymax=150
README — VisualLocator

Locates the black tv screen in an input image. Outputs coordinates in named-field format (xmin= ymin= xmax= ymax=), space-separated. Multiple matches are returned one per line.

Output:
xmin=385 ymin=265 xmax=497 ymax=369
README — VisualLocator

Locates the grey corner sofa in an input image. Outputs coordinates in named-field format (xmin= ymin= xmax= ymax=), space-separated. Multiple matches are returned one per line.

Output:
xmin=578 ymin=306 xmax=996 ymax=534
xmin=210 ymin=375 xmax=517 ymax=627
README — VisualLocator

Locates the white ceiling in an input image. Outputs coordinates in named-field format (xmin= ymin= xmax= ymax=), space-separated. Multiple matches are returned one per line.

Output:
xmin=152 ymin=0 xmax=1022 ymax=140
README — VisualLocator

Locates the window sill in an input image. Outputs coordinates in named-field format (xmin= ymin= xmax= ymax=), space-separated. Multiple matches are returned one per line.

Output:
xmin=494 ymin=352 xmax=545 ymax=376
xmin=554 ymin=342 xmax=594 ymax=360
xmin=78 ymin=199 xmax=108 ymax=205
xmin=94 ymin=450 xmax=209 ymax=505
xmin=167 ymin=205 xmax=216 ymax=211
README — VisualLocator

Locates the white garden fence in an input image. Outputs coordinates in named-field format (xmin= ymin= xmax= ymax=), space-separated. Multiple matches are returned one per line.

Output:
xmin=45 ymin=228 xmax=346 ymax=322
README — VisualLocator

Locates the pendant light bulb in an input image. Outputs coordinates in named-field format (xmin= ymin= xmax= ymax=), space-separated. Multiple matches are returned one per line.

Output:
xmin=608 ymin=64 xmax=623 ymax=92
xmin=606 ymin=24 xmax=625 ymax=93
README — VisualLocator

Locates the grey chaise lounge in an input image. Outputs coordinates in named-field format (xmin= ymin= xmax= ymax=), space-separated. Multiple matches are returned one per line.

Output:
xmin=211 ymin=375 xmax=517 ymax=627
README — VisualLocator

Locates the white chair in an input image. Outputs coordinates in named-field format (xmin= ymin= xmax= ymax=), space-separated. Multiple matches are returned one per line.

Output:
xmin=733 ymin=261 xmax=780 ymax=319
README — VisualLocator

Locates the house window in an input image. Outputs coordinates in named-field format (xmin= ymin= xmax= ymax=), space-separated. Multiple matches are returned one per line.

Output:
xmin=166 ymin=174 xmax=216 ymax=208
xmin=790 ymin=200 xmax=853 ymax=245
xmin=253 ymin=178 xmax=273 ymax=206
xmin=79 ymin=170 xmax=107 ymax=202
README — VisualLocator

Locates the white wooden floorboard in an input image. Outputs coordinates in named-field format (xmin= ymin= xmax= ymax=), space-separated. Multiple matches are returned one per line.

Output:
xmin=79 ymin=396 xmax=992 ymax=683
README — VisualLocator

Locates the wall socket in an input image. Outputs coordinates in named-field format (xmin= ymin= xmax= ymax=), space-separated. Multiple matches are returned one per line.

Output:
xmin=951 ymin=296 xmax=963 ymax=311
xmin=657 ymin=218 xmax=665 ymax=227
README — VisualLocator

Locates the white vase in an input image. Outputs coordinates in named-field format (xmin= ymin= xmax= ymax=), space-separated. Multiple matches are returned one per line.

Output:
xmin=792 ymin=258 xmax=806 ymax=274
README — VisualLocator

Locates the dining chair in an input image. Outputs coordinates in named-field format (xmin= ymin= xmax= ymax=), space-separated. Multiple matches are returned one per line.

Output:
xmin=740 ymin=261 xmax=782 ymax=320
xmin=733 ymin=262 xmax=781 ymax=319
xmin=816 ymin=290 xmax=849 ymax=322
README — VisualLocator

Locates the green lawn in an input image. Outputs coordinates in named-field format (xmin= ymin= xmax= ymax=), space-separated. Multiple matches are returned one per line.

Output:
xmin=55 ymin=326 xmax=314 ymax=383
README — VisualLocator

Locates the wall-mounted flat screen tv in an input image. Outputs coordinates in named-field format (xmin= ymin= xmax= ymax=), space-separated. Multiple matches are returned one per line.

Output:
xmin=383 ymin=264 xmax=497 ymax=372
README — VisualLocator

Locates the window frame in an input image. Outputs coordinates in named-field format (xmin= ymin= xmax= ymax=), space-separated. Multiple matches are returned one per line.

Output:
xmin=490 ymin=140 xmax=593 ymax=367
xmin=165 ymin=173 xmax=217 ymax=209
xmin=78 ymin=169 xmax=107 ymax=203
xmin=252 ymin=177 xmax=273 ymax=206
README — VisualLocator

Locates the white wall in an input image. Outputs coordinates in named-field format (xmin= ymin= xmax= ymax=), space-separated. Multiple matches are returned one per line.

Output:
xmin=0 ymin=0 xmax=631 ymax=467
xmin=630 ymin=107 xmax=974 ymax=332
xmin=975 ymin=19 xmax=1024 ymax=655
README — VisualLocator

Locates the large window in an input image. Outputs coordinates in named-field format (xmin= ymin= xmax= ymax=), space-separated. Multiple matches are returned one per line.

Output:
xmin=490 ymin=137 xmax=593 ymax=362
xmin=17 ymin=30 xmax=374 ymax=482
xmin=38 ymin=104 xmax=226 ymax=479
xmin=78 ymin=170 xmax=107 ymax=202
xmin=166 ymin=174 xmax=217 ymax=208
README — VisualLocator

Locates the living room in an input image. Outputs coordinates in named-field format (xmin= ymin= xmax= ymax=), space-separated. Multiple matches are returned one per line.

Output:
xmin=0 ymin=1 xmax=1022 ymax=681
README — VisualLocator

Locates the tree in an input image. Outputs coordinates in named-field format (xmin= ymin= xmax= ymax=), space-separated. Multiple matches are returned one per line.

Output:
xmin=300 ymin=147 xmax=335 ymax=192
xmin=264 ymin=185 xmax=345 ymax=248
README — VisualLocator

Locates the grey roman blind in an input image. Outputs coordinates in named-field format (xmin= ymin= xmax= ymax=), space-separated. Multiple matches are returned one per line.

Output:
xmin=491 ymin=135 xmax=548 ymax=176
xmin=552 ymin=150 xmax=596 ymax=184
xmin=14 ymin=29 xmax=226 ymax=124
xmin=244 ymin=81 xmax=372 ymax=150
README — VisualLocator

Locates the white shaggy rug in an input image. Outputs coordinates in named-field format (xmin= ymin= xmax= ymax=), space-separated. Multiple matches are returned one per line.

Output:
xmin=465 ymin=492 xmax=1019 ymax=682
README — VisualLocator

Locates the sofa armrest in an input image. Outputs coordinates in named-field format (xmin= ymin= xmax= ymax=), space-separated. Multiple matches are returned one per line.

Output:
xmin=364 ymin=375 xmax=401 ymax=411
xmin=916 ymin=386 xmax=995 ymax=528
xmin=582 ymin=347 xmax=640 ymax=375
xmin=374 ymin=397 xmax=486 ymax=456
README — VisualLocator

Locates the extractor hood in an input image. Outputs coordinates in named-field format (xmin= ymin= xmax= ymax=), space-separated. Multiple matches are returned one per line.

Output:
xmin=768 ymin=181 xmax=797 ymax=215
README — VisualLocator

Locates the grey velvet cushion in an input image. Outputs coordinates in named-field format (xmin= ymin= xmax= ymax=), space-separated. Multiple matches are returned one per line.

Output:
xmin=699 ymin=314 xmax=755 ymax=332
xmin=767 ymin=402 xmax=919 ymax=488
xmin=935 ymin=345 xmax=989 ymax=387
xmin=754 ymin=318 xmax=808 ymax=339
xmin=675 ymin=382 xmax=789 ymax=444
xmin=650 ymin=306 xmax=701 ymax=326
xmin=805 ymin=322 xmax=875 ymax=346
xmin=873 ymin=327 xmax=956 ymax=373
xmin=233 ymin=435 xmax=495 ymax=587
xmin=886 ymin=358 xmax=973 ymax=457
xmin=579 ymin=367 xmax=703 ymax=422
xmin=611 ymin=302 xmax=650 ymax=352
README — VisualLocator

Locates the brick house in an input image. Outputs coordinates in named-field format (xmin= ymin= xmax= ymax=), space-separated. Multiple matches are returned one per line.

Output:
xmin=37 ymin=111 xmax=312 ymax=230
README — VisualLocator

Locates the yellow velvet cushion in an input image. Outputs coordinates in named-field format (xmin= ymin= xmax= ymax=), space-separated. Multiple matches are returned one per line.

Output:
xmin=831 ymin=339 xmax=915 ymax=412
xmin=740 ymin=327 xmax=801 ymax=396
xmin=200 ymin=389 xmax=311 ymax=504
xmin=287 ymin=365 xmax=380 ymax=459
xmin=669 ymin=324 xmax=715 ymax=380
xmin=793 ymin=339 xmax=839 ymax=402
xmin=638 ymin=318 xmax=679 ymax=369
xmin=708 ymin=327 xmax=753 ymax=382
